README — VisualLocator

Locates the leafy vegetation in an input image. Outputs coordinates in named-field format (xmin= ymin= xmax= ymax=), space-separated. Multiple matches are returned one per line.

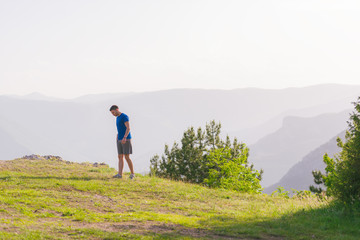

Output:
xmin=0 ymin=157 xmax=360 ymax=239
xmin=150 ymin=121 xmax=262 ymax=193
xmin=311 ymin=97 xmax=360 ymax=205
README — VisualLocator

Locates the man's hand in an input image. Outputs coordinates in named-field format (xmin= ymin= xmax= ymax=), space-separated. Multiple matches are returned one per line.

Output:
xmin=121 ymin=138 xmax=127 ymax=144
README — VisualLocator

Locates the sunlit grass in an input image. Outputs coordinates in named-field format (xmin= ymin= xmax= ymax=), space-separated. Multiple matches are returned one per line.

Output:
xmin=0 ymin=158 xmax=359 ymax=239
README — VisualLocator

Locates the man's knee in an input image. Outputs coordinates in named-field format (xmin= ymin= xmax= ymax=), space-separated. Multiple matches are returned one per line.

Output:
xmin=124 ymin=154 xmax=131 ymax=161
xmin=118 ymin=154 xmax=124 ymax=160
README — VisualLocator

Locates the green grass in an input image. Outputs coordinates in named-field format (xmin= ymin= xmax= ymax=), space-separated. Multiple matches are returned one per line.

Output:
xmin=0 ymin=158 xmax=359 ymax=239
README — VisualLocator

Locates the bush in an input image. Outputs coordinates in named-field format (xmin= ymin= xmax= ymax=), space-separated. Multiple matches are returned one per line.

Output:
xmin=204 ymin=147 xmax=261 ymax=192
xmin=271 ymin=187 xmax=290 ymax=198
xmin=150 ymin=120 xmax=263 ymax=193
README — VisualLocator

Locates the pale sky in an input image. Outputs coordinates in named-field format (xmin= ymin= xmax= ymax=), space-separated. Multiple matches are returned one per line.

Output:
xmin=1 ymin=0 xmax=360 ymax=98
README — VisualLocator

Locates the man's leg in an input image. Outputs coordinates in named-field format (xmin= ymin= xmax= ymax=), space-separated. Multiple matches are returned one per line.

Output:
xmin=118 ymin=154 xmax=124 ymax=175
xmin=124 ymin=154 xmax=134 ymax=174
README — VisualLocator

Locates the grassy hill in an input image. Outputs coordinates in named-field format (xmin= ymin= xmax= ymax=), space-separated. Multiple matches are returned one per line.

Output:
xmin=0 ymin=157 xmax=359 ymax=240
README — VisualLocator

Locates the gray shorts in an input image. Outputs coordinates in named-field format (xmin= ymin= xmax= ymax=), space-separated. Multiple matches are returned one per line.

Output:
xmin=117 ymin=139 xmax=133 ymax=155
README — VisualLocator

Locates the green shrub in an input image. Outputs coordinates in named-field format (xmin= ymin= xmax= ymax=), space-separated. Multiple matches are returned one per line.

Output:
xmin=271 ymin=186 xmax=290 ymax=198
xmin=150 ymin=120 xmax=263 ymax=193
xmin=204 ymin=147 xmax=262 ymax=193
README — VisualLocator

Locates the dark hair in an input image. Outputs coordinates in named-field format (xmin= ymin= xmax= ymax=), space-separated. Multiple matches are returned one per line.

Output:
xmin=109 ymin=105 xmax=119 ymax=111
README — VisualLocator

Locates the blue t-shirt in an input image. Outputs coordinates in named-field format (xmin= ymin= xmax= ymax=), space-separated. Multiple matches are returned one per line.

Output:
xmin=116 ymin=113 xmax=132 ymax=140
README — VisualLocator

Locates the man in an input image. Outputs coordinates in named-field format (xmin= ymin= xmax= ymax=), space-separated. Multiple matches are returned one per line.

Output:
xmin=109 ymin=105 xmax=135 ymax=179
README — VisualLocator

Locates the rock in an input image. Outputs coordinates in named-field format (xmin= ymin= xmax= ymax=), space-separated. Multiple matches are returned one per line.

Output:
xmin=43 ymin=155 xmax=63 ymax=161
xmin=22 ymin=154 xmax=42 ymax=160
xmin=92 ymin=162 xmax=108 ymax=167
xmin=21 ymin=154 xmax=63 ymax=161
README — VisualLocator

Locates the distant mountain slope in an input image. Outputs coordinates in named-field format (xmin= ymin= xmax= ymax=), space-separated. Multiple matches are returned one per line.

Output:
xmin=229 ymin=94 xmax=357 ymax=144
xmin=249 ymin=111 xmax=349 ymax=187
xmin=264 ymin=131 xmax=345 ymax=194
xmin=0 ymin=126 xmax=31 ymax=159
xmin=0 ymin=100 xmax=96 ymax=163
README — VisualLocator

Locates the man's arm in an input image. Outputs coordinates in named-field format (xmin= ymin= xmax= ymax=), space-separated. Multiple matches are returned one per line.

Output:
xmin=122 ymin=121 xmax=130 ymax=143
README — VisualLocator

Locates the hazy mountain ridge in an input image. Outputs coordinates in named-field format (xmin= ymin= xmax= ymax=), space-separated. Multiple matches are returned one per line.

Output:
xmin=264 ymin=131 xmax=345 ymax=194
xmin=249 ymin=110 xmax=350 ymax=187
xmin=72 ymin=92 xmax=136 ymax=103
xmin=3 ymin=92 xmax=68 ymax=102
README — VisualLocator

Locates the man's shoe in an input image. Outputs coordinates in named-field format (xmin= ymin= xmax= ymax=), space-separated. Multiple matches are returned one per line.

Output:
xmin=130 ymin=174 xmax=135 ymax=180
xmin=113 ymin=173 xmax=122 ymax=178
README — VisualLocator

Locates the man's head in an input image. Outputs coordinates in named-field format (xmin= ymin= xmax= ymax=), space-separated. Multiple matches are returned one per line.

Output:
xmin=109 ymin=105 xmax=121 ymax=116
